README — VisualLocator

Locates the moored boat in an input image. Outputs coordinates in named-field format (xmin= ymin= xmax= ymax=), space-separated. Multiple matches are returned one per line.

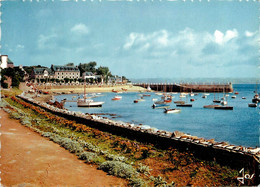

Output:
xmin=77 ymin=79 xmax=105 ymax=107
xmin=213 ymin=99 xmax=221 ymax=103
xmin=248 ymin=103 xmax=257 ymax=107
xmin=77 ymin=99 xmax=104 ymax=107
xmin=203 ymin=105 xmax=221 ymax=109
xmin=174 ymin=101 xmax=185 ymax=104
xmin=152 ymin=103 xmax=170 ymax=109
xmin=112 ymin=95 xmax=122 ymax=100
xmin=231 ymin=95 xmax=236 ymax=99
xmin=176 ymin=104 xmax=192 ymax=107
xmin=164 ymin=108 xmax=181 ymax=113
xmin=214 ymin=106 xmax=233 ymax=110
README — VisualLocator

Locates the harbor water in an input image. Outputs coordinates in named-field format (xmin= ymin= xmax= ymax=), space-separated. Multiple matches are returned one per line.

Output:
xmin=55 ymin=84 xmax=259 ymax=147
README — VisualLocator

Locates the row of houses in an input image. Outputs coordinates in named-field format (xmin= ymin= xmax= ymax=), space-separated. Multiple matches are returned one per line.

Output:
xmin=0 ymin=55 xmax=124 ymax=83
xmin=32 ymin=65 xmax=123 ymax=84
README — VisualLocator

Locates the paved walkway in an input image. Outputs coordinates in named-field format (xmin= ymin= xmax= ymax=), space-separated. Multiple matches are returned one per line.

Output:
xmin=0 ymin=109 xmax=126 ymax=186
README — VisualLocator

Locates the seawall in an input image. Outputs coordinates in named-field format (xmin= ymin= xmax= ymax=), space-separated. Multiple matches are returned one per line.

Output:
xmin=16 ymin=94 xmax=259 ymax=185
xmin=134 ymin=83 xmax=234 ymax=93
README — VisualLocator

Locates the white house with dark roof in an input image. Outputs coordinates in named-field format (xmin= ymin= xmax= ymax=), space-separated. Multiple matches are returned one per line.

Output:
xmin=0 ymin=55 xmax=14 ymax=69
xmin=51 ymin=65 xmax=80 ymax=79
xmin=82 ymin=72 xmax=96 ymax=79
xmin=31 ymin=68 xmax=54 ymax=79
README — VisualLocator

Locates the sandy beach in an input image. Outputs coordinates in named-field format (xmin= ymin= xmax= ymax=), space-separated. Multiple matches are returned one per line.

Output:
xmin=21 ymin=83 xmax=147 ymax=102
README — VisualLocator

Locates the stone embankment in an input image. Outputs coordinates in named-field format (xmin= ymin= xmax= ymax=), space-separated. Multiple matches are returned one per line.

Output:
xmin=17 ymin=93 xmax=260 ymax=185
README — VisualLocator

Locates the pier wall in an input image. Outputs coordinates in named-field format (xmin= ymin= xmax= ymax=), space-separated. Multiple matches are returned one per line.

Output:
xmin=134 ymin=83 xmax=233 ymax=93
xmin=17 ymin=95 xmax=259 ymax=185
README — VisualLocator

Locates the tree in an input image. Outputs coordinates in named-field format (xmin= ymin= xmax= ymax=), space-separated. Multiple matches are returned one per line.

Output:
xmin=96 ymin=66 xmax=112 ymax=83
xmin=66 ymin=63 xmax=74 ymax=66
xmin=79 ymin=62 xmax=97 ymax=75
xmin=1 ymin=67 xmax=24 ymax=88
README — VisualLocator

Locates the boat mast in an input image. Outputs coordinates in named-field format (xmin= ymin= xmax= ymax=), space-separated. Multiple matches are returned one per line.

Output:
xmin=84 ymin=78 xmax=86 ymax=101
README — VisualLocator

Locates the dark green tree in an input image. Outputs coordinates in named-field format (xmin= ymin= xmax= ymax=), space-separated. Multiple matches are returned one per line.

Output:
xmin=79 ymin=62 xmax=97 ymax=75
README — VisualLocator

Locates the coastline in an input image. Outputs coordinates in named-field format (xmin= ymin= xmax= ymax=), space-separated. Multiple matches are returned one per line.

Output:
xmin=21 ymin=83 xmax=147 ymax=103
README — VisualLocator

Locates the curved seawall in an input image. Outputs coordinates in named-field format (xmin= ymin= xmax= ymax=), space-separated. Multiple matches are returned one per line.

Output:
xmin=17 ymin=94 xmax=259 ymax=185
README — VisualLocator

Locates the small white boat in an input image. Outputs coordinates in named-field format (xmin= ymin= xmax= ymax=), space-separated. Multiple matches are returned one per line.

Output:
xmin=231 ymin=95 xmax=236 ymax=99
xmin=152 ymin=98 xmax=158 ymax=101
xmin=78 ymin=80 xmax=104 ymax=107
xmin=164 ymin=108 xmax=181 ymax=113
xmin=221 ymin=100 xmax=227 ymax=105
xmin=77 ymin=99 xmax=104 ymax=107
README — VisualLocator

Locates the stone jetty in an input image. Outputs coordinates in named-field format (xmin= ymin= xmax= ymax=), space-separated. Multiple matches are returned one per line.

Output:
xmin=134 ymin=82 xmax=233 ymax=93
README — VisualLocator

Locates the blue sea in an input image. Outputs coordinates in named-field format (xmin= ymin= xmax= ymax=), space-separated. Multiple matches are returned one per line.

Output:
xmin=55 ymin=84 xmax=259 ymax=147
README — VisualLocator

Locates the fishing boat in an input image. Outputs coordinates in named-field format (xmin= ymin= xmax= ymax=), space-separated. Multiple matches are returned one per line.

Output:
xmin=202 ymin=94 xmax=207 ymax=98
xmin=248 ymin=103 xmax=257 ymax=107
xmin=203 ymin=105 xmax=221 ymax=109
xmin=252 ymin=83 xmax=260 ymax=103
xmin=176 ymin=103 xmax=192 ymax=107
xmin=77 ymin=99 xmax=104 ymax=107
xmin=77 ymin=80 xmax=104 ymax=107
xmin=163 ymin=95 xmax=172 ymax=103
xmin=112 ymin=95 xmax=122 ymax=100
xmin=164 ymin=108 xmax=181 ymax=113
xmin=174 ymin=101 xmax=185 ymax=104
xmin=213 ymin=87 xmax=221 ymax=103
xmin=152 ymin=103 xmax=170 ymax=109
xmin=214 ymin=106 xmax=233 ymax=110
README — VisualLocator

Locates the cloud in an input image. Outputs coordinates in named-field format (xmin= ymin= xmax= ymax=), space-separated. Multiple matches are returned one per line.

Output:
xmin=121 ymin=27 xmax=257 ymax=69
xmin=38 ymin=33 xmax=58 ymax=49
xmin=123 ymin=30 xmax=170 ymax=51
xmin=245 ymin=30 xmax=257 ymax=37
xmin=70 ymin=23 xmax=89 ymax=35
xmin=214 ymin=29 xmax=238 ymax=45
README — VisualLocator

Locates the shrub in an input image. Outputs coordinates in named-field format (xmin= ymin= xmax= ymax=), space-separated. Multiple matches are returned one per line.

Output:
xmin=106 ymin=154 xmax=127 ymax=162
xmin=42 ymin=132 xmax=54 ymax=138
xmin=10 ymin=112 xmax=21 ymax=119
xmin=137 ymin=163 xmax=151 ymax=176
xmin=129 ymin=177 xmax=146 ymax=187
xmin=60 ymin=138 xmax=84 ymax=153
xmin=98 ymin=161 xmax=137 ymax=179
xmin=78 ymin=151 xmax=98 ymax=163
xmin=150 ymin=176 xmax=167 ymax=187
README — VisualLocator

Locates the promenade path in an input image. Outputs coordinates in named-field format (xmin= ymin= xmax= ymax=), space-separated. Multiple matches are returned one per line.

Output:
xmin=0 ymin=109 xmax=126 ymax=186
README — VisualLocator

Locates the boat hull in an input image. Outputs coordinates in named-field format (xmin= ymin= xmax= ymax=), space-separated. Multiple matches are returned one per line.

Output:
xmin=77 ymin=101 xmax=104 ymax=107
xmin=214 ymin=106 xmax=233 ymax=110
xmin=176 ymin=104 xmax=192 ymax=107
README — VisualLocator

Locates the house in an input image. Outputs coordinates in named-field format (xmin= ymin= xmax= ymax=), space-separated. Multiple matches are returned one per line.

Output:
xmin=82 ymin=72 xmax=96 ymax=79
xmin=108 ymin=75 xmax=123 ymax=84
xmin=51 ymin=65 xmax=80 ymax=80
xmin=0 ymin=55 xmax=14 ymax=69
xmin=31 ymin=68 xmax=54 ymax=80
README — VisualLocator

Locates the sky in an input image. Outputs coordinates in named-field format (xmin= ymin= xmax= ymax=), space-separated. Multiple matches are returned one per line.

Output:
xmin=1 ymin=0 xmax=259 ymax=80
